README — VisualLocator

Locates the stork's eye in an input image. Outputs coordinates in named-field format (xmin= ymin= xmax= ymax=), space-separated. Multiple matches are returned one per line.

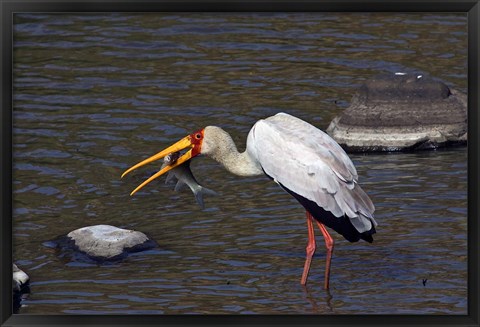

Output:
xmin=195 ymin=133 xmax=202 ymax=140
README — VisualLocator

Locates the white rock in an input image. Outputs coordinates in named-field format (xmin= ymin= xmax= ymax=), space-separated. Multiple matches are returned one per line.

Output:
xmin=13 ymin=264 xmax=29 ymax=292
xmin=66 ymin=225 xmax=156 ymax=260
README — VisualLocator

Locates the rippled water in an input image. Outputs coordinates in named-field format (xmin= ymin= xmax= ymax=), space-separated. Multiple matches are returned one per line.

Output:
xmin=12 ymin=13 xmax=467 ymax=314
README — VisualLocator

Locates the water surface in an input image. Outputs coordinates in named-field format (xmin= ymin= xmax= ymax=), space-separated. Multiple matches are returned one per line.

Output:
xmin=13 ymin=13 xmax=467 ymax=314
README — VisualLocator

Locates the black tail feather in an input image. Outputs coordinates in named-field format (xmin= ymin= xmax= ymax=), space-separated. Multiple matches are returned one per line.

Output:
xmin=281 ymin=184 xmax=376 ymax=243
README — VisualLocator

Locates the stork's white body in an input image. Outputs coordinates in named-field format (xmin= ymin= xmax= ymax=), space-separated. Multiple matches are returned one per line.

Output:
xmin=123 ymin=112 xmax=378 ymax=288
xmin=248 ymin=113 xmax=377 ymax=234
xmin=203 ymin=112 xmax=377 ymax=236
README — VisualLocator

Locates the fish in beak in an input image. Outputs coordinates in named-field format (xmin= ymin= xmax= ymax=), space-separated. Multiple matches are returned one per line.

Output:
xmin=121 ymin=129 xmax=204 ymax=196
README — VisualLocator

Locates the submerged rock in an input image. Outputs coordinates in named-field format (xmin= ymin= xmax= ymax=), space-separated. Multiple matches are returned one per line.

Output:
xmin=326 ymin=73 xmax=467 ymax=152
xmin=65 ymin=225 xmax=157 ymax=261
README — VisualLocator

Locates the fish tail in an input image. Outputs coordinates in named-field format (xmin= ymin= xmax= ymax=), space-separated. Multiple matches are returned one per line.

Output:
xmin=200 ymin=186 xmax=218 ymax=197
xmin=194 ymin=190 xmax=206 ymax=209
xmin=194 ymin=186 xmax=218 ymax=209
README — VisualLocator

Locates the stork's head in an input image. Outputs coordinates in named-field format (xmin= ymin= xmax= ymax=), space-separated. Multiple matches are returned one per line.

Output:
xmin=121 ymin=128 xmax=207 ymax=196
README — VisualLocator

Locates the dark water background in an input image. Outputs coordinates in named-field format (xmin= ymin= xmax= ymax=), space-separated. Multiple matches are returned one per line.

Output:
xmin=12 ymin=13 xmax=467 ymax=314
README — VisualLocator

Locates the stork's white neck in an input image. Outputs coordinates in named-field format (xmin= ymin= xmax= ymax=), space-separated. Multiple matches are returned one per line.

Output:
xmin=202 ymin=126 xmax=263 ymax=177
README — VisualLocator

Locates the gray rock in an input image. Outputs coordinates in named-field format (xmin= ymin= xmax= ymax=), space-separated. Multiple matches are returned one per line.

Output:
xmin=327 ymin=73 xmax=467 ymax=152
xmin=66 ymin=225 xmax=157 ymax=261
xmin=13 ymin=264 xmax=29 ymax=292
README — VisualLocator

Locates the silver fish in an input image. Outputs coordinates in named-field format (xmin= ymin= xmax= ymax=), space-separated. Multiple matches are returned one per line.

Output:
xmin=162 ymin=152 xmax=218 ymax=209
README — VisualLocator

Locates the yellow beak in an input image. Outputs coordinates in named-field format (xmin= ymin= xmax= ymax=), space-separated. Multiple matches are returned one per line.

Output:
xmin=121 ymin=135 xmax=193 ymax=196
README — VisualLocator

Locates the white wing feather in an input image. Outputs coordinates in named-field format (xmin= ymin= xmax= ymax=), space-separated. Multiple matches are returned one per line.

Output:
xmin=248 ymin=113 xmax=376 ymax=233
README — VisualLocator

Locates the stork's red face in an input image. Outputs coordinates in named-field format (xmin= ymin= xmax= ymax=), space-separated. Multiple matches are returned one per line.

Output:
xmin=121 ymin=129 xmax=204 ymax=195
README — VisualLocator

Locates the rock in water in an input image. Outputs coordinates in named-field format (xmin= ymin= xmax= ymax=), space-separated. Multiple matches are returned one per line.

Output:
xmin=326 ymin=73 xmax=467 ymax=152
xmin=13 ymin=264 xmax=30 ymax=313
xmin=13 ymin=264 xmax=29 ymax=292
xmin=66 ymin=225 xmax=157 ymax=261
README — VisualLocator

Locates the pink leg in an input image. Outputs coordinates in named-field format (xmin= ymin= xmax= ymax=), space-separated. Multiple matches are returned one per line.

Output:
xmin=301 ymin=211 xmax=335 ymax=289
xmin=301 ymin=211 xmax=316 ymax=285
xmin=316 ymin=219 xmax=335 ymax=289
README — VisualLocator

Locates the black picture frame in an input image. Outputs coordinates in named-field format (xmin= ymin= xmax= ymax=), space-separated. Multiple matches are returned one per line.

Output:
xmin=1 ymin=1 xmax=479 ymax=326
